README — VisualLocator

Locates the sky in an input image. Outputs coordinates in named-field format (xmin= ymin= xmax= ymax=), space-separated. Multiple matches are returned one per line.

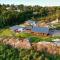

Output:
xmin=0 ymin=0 xmax=60 ymax=6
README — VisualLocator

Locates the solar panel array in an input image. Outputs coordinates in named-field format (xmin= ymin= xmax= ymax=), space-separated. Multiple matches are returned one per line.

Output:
xmin=32 ymin=26 xmax=49 ymax=34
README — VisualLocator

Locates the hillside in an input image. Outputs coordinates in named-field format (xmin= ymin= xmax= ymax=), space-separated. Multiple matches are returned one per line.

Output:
xmin=0 ymin=4 xmax=60 ymax=60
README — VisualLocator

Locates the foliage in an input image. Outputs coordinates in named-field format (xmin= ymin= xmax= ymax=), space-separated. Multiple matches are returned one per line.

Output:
xmin=0 ymin=44 xmax=19 ymax=60
xmin=0 ymin=4 xmax=60 ymax=28
xmin=15 ymin=32 xmax=32 ymax=38
xmin=29 ymin=36 xmax=43 ymax=43
xmin=0 ymin=29 xmax=15 ymax=37
xmin=0 ymin=44 xmax=60 ymax=60
xmin=28 ymin=36 xmax=53 ymax=43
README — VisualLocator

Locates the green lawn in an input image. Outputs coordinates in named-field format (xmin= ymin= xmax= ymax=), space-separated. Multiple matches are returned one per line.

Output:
xmin=0 ymin=29 xmax=15 ymax=37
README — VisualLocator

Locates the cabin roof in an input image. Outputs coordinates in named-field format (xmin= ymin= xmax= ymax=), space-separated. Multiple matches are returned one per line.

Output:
xmin=48 ymin=29 xmax=60 ymax=35
xmin=53 ymin=30 xmax=60 ymax=35
xmin=32 ymin=26 xmax=49 ymax=34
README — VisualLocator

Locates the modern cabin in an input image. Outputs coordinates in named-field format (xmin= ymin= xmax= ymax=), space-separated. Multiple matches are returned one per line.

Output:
xmin=31 ymin=26 xmax=50 ymax=36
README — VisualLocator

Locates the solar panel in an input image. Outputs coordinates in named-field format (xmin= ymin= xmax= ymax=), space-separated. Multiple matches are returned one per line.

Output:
xmin=32 ymin=26 xmax=49 ymax=34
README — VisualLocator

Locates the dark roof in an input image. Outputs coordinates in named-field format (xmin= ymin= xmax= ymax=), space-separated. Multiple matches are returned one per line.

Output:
xmin=32 ymin=26 xmax=49 ymax=34
xmin=48 ymin=29 xmax=54 ymax=35
xmin=53 ymin=30 xmax=60 ymax=35
xmin=10 ymin=25 xmax=24 ymax=30
xmin=48 ymin=29 xmax=60 ymax=35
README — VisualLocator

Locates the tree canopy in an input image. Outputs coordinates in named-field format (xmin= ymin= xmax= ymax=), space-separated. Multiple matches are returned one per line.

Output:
xmin=0 ymin=4 xmax=60 ymax=28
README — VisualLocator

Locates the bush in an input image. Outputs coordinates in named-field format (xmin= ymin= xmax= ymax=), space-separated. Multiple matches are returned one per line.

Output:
xmin=28 ymin=37 xmax=43 ymax=43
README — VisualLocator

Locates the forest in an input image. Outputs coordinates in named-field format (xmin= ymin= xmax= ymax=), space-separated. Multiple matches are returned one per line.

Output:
xmin=0 ymin=4 xmax=60 ymax=28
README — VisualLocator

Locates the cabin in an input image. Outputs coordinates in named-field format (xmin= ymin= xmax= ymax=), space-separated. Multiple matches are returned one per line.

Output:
xmin=31 ymin=26 xmax=60 ymax=36
xmin=25 ymin=26 xmax=60 ymax=37
xmin=10 ymin=25 xmax=25 ymax=32
xmin=31 ymin=26 xmax=50 ymax=36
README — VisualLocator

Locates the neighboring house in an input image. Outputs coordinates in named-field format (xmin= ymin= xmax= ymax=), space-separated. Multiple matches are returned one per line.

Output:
xmin=10 ymin=25 xmax=25 ymax=32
